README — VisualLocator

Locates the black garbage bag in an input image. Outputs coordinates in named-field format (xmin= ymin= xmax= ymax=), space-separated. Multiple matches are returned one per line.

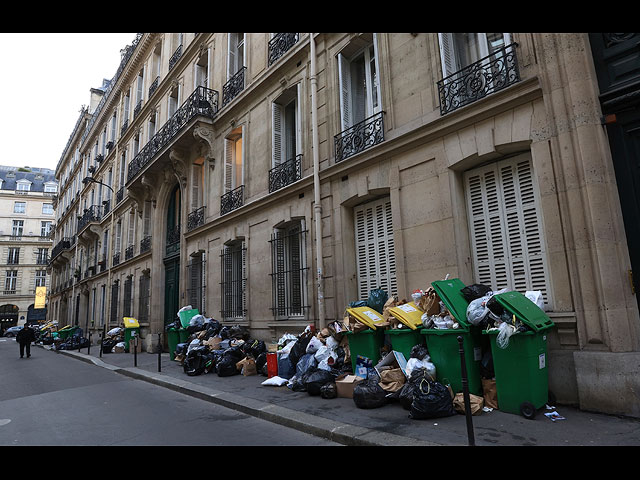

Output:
xmin=205 ymin=319 xmax=221 ymax=337
xmin=320 ymin=382 xmax=337 ymax=399
xmin=304 ymin=368 xmax=335 ymax=396
xmin=409 ymin=373 xmax=455 ymax=420
xmin=229 ymin=325 xmax=250 ymax=340
xmin=460 ymin=284 xmax=492 ymax=303
xmin=184 ymin=346 xmax=210 ymax=376
xmin=101 ymin=338 xmax=116 ymax=353
xmin=486 ymin=295 xmax=505 ymax=317
xmin=353 ymin=375 xmax=388 ymax=409
xmin=218 ymin=326 xmax=230 ymax=340
xmin=367 ymin=288 xmax=389 ymax=314
xmin=348 ymin=300 xmax=367 ymax=308
xmin=410 ymin=344 xmax=429 ymax=360
xmin=243 ymin=339 xmax=266 ymax=359
xmin=217 ymin=346 xmax=244 ymax=377
xmin=255 ymin=352 xmax=267 ymax=375
xmin=289 ymin=332 xmax=312 ymax=367
xmin=165 ymin=320 xmax=181 ymax=331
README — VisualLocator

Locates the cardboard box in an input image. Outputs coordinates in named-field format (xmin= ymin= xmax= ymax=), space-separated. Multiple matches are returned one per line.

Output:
xmin=129 ymin=338 xmax=142 ymax=353
xmin=335 ymin=374 xmax=364 ymax=398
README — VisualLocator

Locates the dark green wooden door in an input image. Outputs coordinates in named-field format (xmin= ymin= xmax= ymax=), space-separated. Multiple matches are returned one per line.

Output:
xmin=164 ymin=257 xmax=180 ymax=327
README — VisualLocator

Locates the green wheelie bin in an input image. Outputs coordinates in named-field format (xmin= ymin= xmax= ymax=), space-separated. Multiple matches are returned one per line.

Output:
xmin=386 ymin=327 xmax=424 ymax=362
xmin=420 ymin=278 xmax=486 ymax=396
xmin=167 ymin=327 xmax=180 ymax=361
xmin=483 ymin=291 xmax=555 ymax=419
xmin=346 ymin=328 xmax=385 ymax=376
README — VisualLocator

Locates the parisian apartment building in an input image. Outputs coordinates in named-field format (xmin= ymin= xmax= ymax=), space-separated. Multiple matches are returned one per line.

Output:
xmin=47 ymin=33 xmax=640 ymax=418
xmin=0 ymin=166 xmax=57 ymax=331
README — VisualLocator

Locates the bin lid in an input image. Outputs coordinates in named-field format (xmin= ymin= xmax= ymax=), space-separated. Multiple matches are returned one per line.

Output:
xmin=388 ymin=302 xmax=423 ymax=330
xmin=123 ymin=317 xmax=140 ymax=328
xmin=346 ymin=306 xmax=386 ymax=330
xmin=430 ymin=278 xmax=470 ymax=331
xmin=493 ymin=291 xmax=554 ymax=332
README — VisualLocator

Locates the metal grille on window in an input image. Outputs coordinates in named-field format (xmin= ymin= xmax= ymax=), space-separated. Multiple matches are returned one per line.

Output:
xmin=269 ymin=224 xmax=309 ymax=317
xmin=138 ymin=273 xmax=150 ymax=323
xmin=110 ymin=281 xmax=119 ymax=325
xmin=220 ymin=242 xmax=246 ymax=320
xmin=187 ymin=253 xmax=206 ymax=315
xmin=123 ymin=276 xmax=133 ymax=317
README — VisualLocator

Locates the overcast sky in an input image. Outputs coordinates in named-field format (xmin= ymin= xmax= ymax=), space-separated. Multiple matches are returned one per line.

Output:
xmin=0 ymin=33 xmax=137 ymax=173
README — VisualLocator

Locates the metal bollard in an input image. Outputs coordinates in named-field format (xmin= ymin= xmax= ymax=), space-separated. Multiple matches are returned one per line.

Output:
xmin=88 ymin=332 xmax=91 ymax=355
xmin=133 ymin=332 xmax=138 ymax=367
xmin=457 ymin=335 xmax=476 ymax=446
xmin=158 ymin=333 xmax=162 ymax=372
xmin=100 ymin=325 xmax=105 ymax=358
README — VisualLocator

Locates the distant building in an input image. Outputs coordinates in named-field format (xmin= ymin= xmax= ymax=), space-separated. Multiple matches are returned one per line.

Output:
xmin=0 ymin=165 xmax=57 ymax=330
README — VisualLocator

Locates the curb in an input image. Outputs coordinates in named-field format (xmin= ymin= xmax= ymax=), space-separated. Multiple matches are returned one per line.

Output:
xmin=50 ymin=347 xmax=445 ymax=446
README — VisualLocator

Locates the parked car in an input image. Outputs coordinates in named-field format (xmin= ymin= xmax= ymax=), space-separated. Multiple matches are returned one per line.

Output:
xmin=4 ymin=325 xmax=23 ymax=337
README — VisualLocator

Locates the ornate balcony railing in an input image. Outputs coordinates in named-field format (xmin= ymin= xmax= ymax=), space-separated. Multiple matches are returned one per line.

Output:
xmin=140 ymin=235 xmax=152 ymax=254
xmin=149 ymin=76 xmax=160 ymax=97
xmin=127 ymin=86 xmax=219 ymax=184
xmin=269 ymin=154 xmax=302 ymax=193
xmin=125 ymin=244 xmax=134 ymax=261
xmin=187 ymin=206 xmax=206 ymax=231
xmin=169 ymin=44 xmax=183 ymax=71
xmin=437 ymin=43 xmax=520 ymax=115
xmin=166 ymin=224 xmax=180 ymax=256
xmin=102 ymin=199 xmax=111 ymax=217
xmin=121 ymin=118 xmax=129 ymax=137
xmin=51 ymin=237 xmax=72 ymax=260
xmin=113 ymin=252 xmax=120 ymax=267
xmin=334 ymin=111 xmax=385 ymax=163
xmin=220 ymin=185 xmax=244 ymax=215
xmin=222 ymin=67 xmax=246 ymax=107
xmin=268 ymin=33 xmax=300 ymax=66
xmin=77 ymin=205 xmax=102 ymax=232
xmin=116 ymin=187 xmax=124 ymax=204
xmin=133 ymin=100 xmax=143 ymax=119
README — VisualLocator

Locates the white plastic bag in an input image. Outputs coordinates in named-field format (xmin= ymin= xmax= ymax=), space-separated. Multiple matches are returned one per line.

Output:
xmin=466 ymin=295 xmax=491 ymax=326
xmin=261 ymin=376 xmax=288 ymax=387
xmin=496 ymin=322 xmax=516 ymax=349
xmin=405 ymin=357 xmax=436 ymax=379
xmin=305 ymin=336 xmax=323 ymax=354
xmin=525 ymin=290 xmax=545 ymax=311
xmin=421 ymin=312 xmax=433 ymax=329
xmin=186 ymin=338 xmax=201 ymax=353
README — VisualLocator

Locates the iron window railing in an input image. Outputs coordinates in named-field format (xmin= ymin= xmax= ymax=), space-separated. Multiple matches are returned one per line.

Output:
xmin=125 ymin=244 xmax=134 ymax=261
xmin=77 ymin=205 xmax=102 ymax=232
xmin=187 ymin=206 xmax=206 ymax=231
xmin=437 ymin=43 xmax=520 ymax=115
xmin=222 ymin=67 xmax=246 ymax=107
xmin=220 ymin=243 xmax=246 ymax=320
xmin=187 ymin=253 xmax=206 ymax=315
xmin=140 ymin=235 xmax=152 ymax=254
xmin=220 ymin=185 xmax=244 ymax=215
xmin=269 ymin=155 xmax=302 ymax=193
xmin=127 ymin=86 xmax=219 ymax=184
xmin=268 ymin=33 xmax=300 ymax=66
xmin=169 ymin=44 xmax=183 ymax=71
xmin=269 ymin=225 xmax=309 ymax=317
xmin=138 ymin=273 xmax=151 ymax=324
xmin=113 ymin=252 xmax=120 ymax=267
xmin=148 ymin=76 xmax=160 ymax=97
xmin=110 ymin=280 xmax=119 ymax=325
xmin=166 ymin=224 xmax=180 ymax=256
xmin=334 ymin=111 xmax=385 ymax=163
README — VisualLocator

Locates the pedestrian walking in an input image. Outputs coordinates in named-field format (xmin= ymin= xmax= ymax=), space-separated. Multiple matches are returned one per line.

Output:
xmin=17 ymin=324 xmax=36 ymax=358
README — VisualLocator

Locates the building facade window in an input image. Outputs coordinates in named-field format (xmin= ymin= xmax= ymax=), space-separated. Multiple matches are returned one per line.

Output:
xmin=12 ymin=220 xmax=23 ymax=237
xmin=464 ymin=153 xmax=551 ymax=308
xmin=7 ymin=248 xmax=19 ymax=265
xmin=138 ymin=273 xmax=150 ymax=324
xmin=14 ymin=201 xmax=25 ymax=214
xmin=187 ymin=252 xmax=206 ymax=315
xmin=35 ymin=270 xmax=46 ymax=287
xmin=270 ymin=221 xmax=308 ymax=318
xmin=220 ymin=241 xmax=246 ymax=321
xmin=4 ymin=270 xmax=17 ymax=293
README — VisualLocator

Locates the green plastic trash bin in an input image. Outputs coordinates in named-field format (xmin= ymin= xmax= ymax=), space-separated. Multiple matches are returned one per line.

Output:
xmin=346 ymin=329 xmax=385 ymax=375
xmin=386 ymin=328 xmax=424 ymax=362
xmin=420 ymin=278 xmax=485 ymax=396
xmin=167 ymin=328 xmax=179 ymax=361
xmin=178 ymin=309 xmax=199 ymax=328
xmin=483 ymin=291 xmax=555 ymax=419
xmin=178 ymin=328 xmax=189 ymax=343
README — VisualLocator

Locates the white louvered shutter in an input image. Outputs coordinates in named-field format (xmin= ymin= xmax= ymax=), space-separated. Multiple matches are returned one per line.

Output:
xmin=192 ymin=164 xmax=200 ymax=210
xmin=438 ymin=33 xmax=457 ymax=78
xmin=465 ymin=156 xmax=551 ymax=308
xmin=224 ymin=138 xmax=234 ymax=193
xmin=338 ymin=53 xmax=352 ymax=131
xmin=354 ymin=197 xmax=397 ymax=301
xmin=272 ymin=102 xmax=284 ymax=167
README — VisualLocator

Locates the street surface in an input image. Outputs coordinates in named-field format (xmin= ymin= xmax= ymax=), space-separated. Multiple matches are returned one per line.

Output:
xmin=0 ymin=338 xmax=339 ymax=446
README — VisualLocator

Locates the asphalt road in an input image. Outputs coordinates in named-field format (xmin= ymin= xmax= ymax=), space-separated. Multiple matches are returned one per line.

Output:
xmin=0 ymin=338 xmax=340 ymax=446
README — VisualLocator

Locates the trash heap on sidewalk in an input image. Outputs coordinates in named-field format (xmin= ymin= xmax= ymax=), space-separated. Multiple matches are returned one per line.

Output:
xmin=50 ymin=325 xmax=91 ymax=351
xmin=164 ymin=278 xmax=555 ymax=421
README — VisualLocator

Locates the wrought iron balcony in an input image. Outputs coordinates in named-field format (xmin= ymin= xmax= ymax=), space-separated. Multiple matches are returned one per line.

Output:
xmin=220 ymin=185 xmax=244 ymax=215
xmin=113 ymin=252 xmax=120 ymax=267
xmin=102 ymin=199 xmax=111 ymax=217
xmin=116 ymin=187 xmax=124 ymax=204
xmin=133 ymin=100 xmax=143 ymax=119
xmin=222 ymin=67 xmax=246 ymax=107
xmin=437 ymin=43 xmax=520 ymax=115
xmin=140 ymin=235 xmax=152 ymax=254
xmin=187 ymin=206 xmax=206 ymax=231
xmin=269 ymin=154 xmax=302 ymax=193
xmin=169 ymin=44 xmax=183 ymax=71
xmin=77 ymin=205 xmax=102 ymax=232
xmin=334 ymin=111 xmax=385 ymax=163
xmin=149 ymin=76 xmax=160 ymax=97
xmin=166 ymin=224 xmax=180 ymax=256
xmin=121 ymin=118 xmax=129 ymax=137
xmin=125 ymin=244 xmax=134 ymax=261
xmin=127 ymin=86 xmax=219 ymax=184
xmin=268 ymin=33 xmax=300 ymax=66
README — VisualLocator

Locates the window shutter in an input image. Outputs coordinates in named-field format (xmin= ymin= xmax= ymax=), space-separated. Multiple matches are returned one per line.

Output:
xmin=465 ymin=156 xmax=551 ymax=307
xmin=224 ymin=138 xmax=234 ymax=193
xmin=354 ymin=197 xmax=397 ymax=301
xmin=438 ymin=33 xmax=457 ymax=78
xmin=192 ymin=164 xmax=200 ymax=210
xmin=338 ymin=53 xmax=352 ymax=131
xmin=241 ymin=241 xmax=246 ymax=318
xmin=272 ymin=102 xmax=284 ymax=167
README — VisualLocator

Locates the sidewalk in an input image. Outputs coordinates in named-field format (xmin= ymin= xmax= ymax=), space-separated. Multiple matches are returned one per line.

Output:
xmin=42 ymin=343 xmax=640 ymax=446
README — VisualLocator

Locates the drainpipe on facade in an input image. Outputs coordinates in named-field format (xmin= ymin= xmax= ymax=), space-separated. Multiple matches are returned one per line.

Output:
xmin=310 ymin=33 xmax=326 ymax=330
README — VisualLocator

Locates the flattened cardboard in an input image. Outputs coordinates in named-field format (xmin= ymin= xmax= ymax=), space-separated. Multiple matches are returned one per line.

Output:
xmin=335 ymin=374 xmax=364 ymax=398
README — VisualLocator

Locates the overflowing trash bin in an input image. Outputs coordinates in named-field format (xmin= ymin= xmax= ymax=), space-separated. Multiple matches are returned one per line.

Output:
xmin=420 ymin=278 xmax=485 ymax=396
xmin=123 ymin=317 xmax=140 ymax=353
xmin=482 ymin=290 xmax=555 ymax=419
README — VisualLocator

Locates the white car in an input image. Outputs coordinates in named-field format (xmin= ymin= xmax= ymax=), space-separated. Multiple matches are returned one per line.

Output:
xmin=3 ymin=326 xmax=23 ymax=337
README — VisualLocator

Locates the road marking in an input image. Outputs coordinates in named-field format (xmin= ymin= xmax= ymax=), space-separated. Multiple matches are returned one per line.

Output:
xmin=0 ymin=419 xmax=11 ymax=426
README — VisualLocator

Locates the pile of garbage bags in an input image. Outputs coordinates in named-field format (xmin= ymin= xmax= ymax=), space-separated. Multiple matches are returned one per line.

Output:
xmin=54 ymin=327 xmax=90 ymax=351
xmin=101 ymin=327 xmax=126 ymax=353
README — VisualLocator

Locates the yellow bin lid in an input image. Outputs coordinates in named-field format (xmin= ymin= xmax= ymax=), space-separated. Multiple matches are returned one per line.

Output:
xmin=123 ymin=317 xmax=140 ymax=328
xmin=388 ymin=302 xmax=424 ymax=330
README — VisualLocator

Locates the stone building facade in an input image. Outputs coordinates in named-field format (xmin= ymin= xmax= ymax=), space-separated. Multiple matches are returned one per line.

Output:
xmin=48 ymin=33 xmax=640 ymax=417
xmin=0 ymin=166 xmax=56 ymax=330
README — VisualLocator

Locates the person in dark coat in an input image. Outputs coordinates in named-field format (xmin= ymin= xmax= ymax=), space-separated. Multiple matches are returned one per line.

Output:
xmin=16 ymin=324 xmax=36 ymax=358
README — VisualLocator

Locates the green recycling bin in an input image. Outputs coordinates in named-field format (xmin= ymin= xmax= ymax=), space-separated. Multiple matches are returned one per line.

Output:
xmin=167 ymin=328 xmax=179 ymax=361
xmin=58 ymin=325 xmax=78 ymax=340
xmin=123 ymin=318 xmax=140 ymax=353
xmin=483 ymin=291 xmax=555 ymax=419
xmin=386 ymin=327 xmax=424 ymax=362
xmin=178 ymin=328 xmax=190 ymax=343
xmin=178 ymin=309 xmax=199 ymax=328
xmin=420 ymin=278 xmax=486 ymax=396
xmin=346 ymin=328 xmax=385 ymax=375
